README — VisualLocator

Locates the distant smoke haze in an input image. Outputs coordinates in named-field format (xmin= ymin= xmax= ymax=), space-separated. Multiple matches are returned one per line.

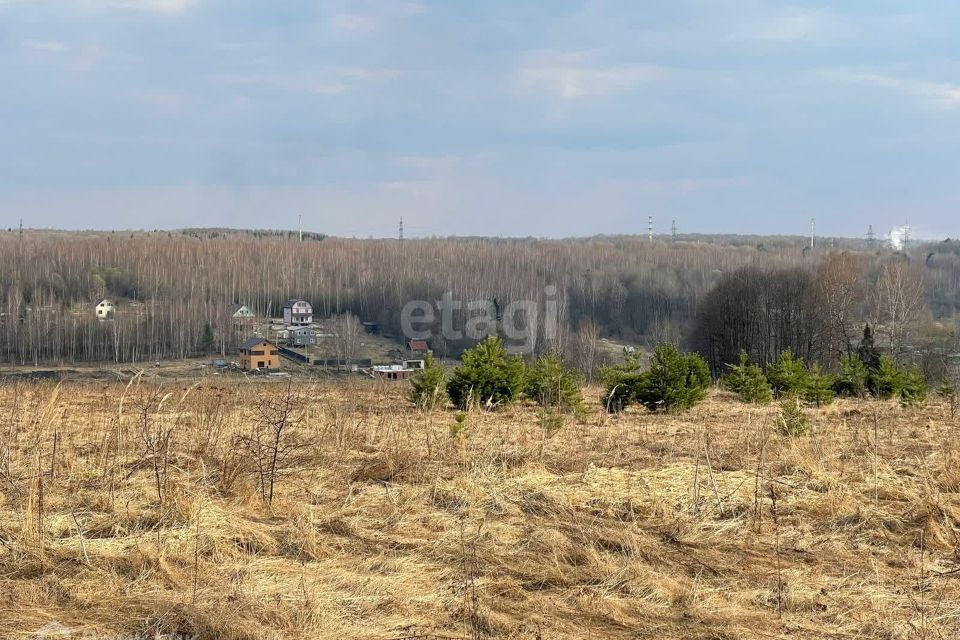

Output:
xmin=888 ymin=226 xmax=911 ymax=250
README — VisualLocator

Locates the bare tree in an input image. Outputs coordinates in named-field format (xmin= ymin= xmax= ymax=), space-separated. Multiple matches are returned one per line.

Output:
xmin=333 ymin=312 xmax=362 ymax=367
xmin=234 ymin=384 xmax=309 ymax=504
xmin=873 ymin=260 xmax=926 ymax=362
xmin=815 ymin=252 xmax=868 ymax=361
xmin=571 ymin=317 xmax=600 ymax=382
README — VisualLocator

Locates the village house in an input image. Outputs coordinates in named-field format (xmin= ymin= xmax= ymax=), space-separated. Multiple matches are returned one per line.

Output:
xmin=95 ymin=299 xmax=115 ymax=320
xmin=229 ymin=304 xmax=256 ymax=324
xmin=407 ymin=339 xmax=430 ymax=357
xmin=238 ymin=337 xmax=281 ymax=371
xmin=283 ymin=299 xmax=313 ymax=326
xmin=288 ymin=326 xmax=317 ymax=348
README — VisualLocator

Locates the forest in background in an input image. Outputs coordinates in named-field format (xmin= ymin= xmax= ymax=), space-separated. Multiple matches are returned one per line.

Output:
xmin=2 ymin=228 xmax=960 ymax=377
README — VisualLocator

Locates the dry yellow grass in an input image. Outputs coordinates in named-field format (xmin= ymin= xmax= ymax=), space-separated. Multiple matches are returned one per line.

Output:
xmin=0 ymin=378 xmax=958 ymax=639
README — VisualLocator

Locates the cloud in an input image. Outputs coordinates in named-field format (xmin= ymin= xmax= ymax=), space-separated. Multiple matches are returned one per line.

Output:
xmin=112 ymin=0 xmax=196 ymax=14
xmin=321 ymin=0 xmax=424 ymax=38
xmin=830 ymin=70 xmax=960 ymax=109
xmin=21 ymin=39 xmax=67 ymax=53
xmin=0 ymin=0 xmax=197 ymax=14
xmin=395 ymin=154 xmax=490 ymax=171
xmin=219 ymin=67 xmax=397 ymax=96
xmin=517 ymin=51 xmax=668 ymax=101
xmin=745 ymin=8 xmax=848 ymax=43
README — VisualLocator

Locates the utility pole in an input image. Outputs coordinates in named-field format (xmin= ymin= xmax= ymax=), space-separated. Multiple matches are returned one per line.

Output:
xmin=648 ymin=216 xmax=653 ymax=242
xmin=298 ymin=214 xmax=302 ymax=242
xmin=399 ymin=217 xmax=404 ymax=243
xmin=866 ymin=224 xmax=876 ymax=248
xmin=18 ymin=219 xmax=22 ymax=239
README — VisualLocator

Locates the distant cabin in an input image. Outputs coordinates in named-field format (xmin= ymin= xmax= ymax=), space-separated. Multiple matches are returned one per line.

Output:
xmin=288 ymin=326 xmax=317 ymax=348
xmin=239 ymin=338 xmax=280 ymax=371
xmin=229 ymin=304 xmax=256 ymax=323
xmin=283 ymin=299 xmax=313 ymax=326
xmin=95 ymin=299 xmax=115 ymax=320
xmin=408 ymin=339 xmax=430 ymax=356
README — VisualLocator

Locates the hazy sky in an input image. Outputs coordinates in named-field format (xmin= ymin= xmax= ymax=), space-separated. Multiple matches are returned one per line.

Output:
xmin=1 ymin=0 xmax=959 ymax=238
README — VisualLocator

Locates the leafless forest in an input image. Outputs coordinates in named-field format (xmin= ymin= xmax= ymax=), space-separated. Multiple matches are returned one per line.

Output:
xmin=3 ymin=229 xmax=960 ymax=372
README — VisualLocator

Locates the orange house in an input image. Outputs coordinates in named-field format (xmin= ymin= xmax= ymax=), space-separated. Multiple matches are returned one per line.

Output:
xmin=239 ymin=338 xmax=281 ymax=371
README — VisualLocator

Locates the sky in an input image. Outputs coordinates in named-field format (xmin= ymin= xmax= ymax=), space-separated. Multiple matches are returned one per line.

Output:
xmin=1 ymin=0 xmax=959 ymax=239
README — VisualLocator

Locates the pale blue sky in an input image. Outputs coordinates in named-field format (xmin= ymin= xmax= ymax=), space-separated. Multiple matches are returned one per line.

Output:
xmin=1 ymin=0 xmax=958 ymax=238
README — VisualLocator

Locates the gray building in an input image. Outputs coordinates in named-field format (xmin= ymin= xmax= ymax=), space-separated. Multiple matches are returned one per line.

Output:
xmin=288 ymin=326 xmax=318 ymax=347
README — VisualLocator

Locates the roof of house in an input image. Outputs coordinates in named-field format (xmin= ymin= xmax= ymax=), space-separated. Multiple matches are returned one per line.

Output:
xmin=96 ymin=299 xmax=114 ymax=306
xmin=283 ymin=299 xmax=312 ymax=309
xmin=240 ymin=337 xmax=275 ymax=351
xmin=228 ymin=304 xmax=252 ymax=315
xmin=408 ymin=340 xmax=429 ymax=351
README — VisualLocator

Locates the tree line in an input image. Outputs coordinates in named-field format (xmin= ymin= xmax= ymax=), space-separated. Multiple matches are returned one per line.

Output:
xmin=1 ymin=229 xmax=958 ymax=372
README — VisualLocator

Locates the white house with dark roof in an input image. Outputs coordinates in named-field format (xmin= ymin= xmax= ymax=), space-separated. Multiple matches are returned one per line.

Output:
xmin=283 ymin=299 xmax=313 ymax=325
xmin=95 ymin=299 xmax=115 ymax=320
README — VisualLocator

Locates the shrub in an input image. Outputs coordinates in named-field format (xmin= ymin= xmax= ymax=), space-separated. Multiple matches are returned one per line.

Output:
xmin=447 ymin=337 xmax=526 ymax=410
xmin=833 ymin=355 xmax=869 ymax=398
xmin=525 ymin=350 xmax=583 ymax=412
xmin=409 ymin=353 xmax=447 ymax=411
xmin=633 ymin=344 xmax=711 ymax=413
xmin=766 ymin=350 xmax=809 ymax=397
xmin=868 ymin=356 xmax=902 ymax=400
xmin=803 ymin=364 xmax=835 ymax=407
xmin=898 ymin=366 xmax=927 ymax=406
xmin=778 ymin=395 xmax=808 ymax=437
xmin=720 ymin=351 xmax=772 ymax=404
xmin=600 ymin=350 xmax=645 ymax=413
xmin=867 ymin=356 xmax=928 ymax=405
xmin=450 ymin=412 xmax=468 ymax=438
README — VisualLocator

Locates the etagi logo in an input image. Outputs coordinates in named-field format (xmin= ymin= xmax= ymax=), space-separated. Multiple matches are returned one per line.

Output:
xmin=400 ymin=287 xmax=562 ymax=355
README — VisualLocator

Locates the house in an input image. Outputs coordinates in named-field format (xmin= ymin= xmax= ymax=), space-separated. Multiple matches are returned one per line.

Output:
xmin=288 ymin=326 xmax=317 ymax=348
xmin=372 ymin=364 xmax=415 ymax=381
xmin=407 ymin=339 xmax=430 ymax=356
xmin=229 ymin=304 xmax=256 ymax=324
xmin=283 ymin=299 xmax=313 ymax=325
xmin=238 ymin=338 xmax=281 ymax=371
xmin=95 ymin=299 xmax=115 ymax=320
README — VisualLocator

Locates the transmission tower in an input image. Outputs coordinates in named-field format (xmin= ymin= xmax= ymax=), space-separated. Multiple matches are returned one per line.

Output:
xmin=399 ymin=217 xmax=404 ymax=242
xmin=648 ymin=216 xmax=653 ymax=242
xmin=866 ymin=224 xmax=876 ymax=248
xmin=671 ymin=219 xmax=677 ymax=241
xmin=809 ymin=218 xmax=815 ymax=250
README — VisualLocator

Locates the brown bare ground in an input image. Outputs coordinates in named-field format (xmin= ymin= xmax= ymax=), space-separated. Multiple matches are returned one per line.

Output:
xmin=0 ymin=379 xmax=958 ymax=639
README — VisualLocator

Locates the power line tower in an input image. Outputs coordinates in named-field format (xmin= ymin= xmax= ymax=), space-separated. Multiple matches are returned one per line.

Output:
xmin=903 ymin=224 xmax=910 ymax=252
xmin=298 ymin=214 xmax=303 ymax=242
xmin=671 ymin=219 xmax=677 ymax=242
xmin=399 ymin=217 xmax=404 ymax=243
xmin=809 ymin=218 xmax=815 ymax=250
xmin=647 ymin=216 xmax=653 ymax=242
xmin=18 ymin=218 xmax=22 ymax=239
xmin=866 ymin=224 xmax=876 ymax=248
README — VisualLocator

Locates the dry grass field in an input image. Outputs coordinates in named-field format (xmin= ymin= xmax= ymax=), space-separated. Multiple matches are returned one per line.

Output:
xmin=0 ymin=378 xmax=958 ymax=639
